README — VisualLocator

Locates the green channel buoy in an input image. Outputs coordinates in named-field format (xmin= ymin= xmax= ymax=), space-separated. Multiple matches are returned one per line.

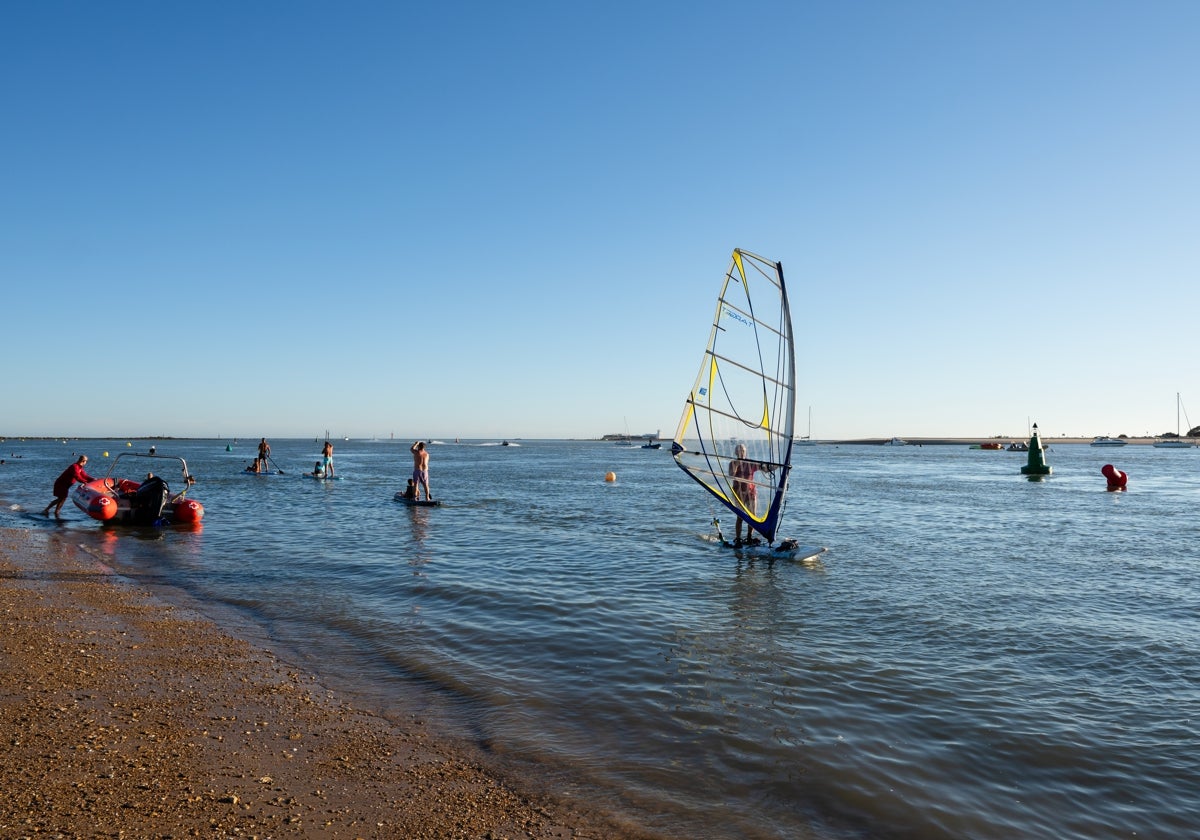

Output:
xmin=1020 ymin=423 xmax=1051 ymax=476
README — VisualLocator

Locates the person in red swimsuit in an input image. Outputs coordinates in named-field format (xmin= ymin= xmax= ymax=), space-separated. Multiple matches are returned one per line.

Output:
xmin=728 ymin=444 xmax=767 ymax=544
xmin=42 ymin=455 xmax=95 ymax=518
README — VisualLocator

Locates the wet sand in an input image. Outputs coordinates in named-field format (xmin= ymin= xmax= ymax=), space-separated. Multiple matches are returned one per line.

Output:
xmin=0 ymin=527 xmax=648 ymax=839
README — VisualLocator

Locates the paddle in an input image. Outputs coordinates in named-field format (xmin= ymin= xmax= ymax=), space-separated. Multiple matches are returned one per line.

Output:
xmin=268 ymin=454 xmax=285 ymax=475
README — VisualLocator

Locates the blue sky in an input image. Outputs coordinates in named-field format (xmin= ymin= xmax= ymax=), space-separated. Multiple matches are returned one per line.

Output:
xmin=3 ymin=2 xmax=1198 ymax=440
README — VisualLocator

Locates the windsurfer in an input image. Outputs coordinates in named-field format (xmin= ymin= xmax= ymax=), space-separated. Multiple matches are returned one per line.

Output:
xmin=729 ymin=444 xmax=766 ymax=544
xmin=42 ymin=455 xmax=94 ymax=518
xmin=410 ymin=441 xmax=431 ymax=501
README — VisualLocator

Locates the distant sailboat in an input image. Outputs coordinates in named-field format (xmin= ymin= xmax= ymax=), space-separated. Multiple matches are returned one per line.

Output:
xmin=1153 ymin=393 xmax=1197 ymax=449
xmin=795 ymin=406 xmax=816 ymax=446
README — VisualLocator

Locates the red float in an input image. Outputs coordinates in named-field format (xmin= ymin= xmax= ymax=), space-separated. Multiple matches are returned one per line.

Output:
xmin=1101 ymin=464 xmax=1128 ymax=492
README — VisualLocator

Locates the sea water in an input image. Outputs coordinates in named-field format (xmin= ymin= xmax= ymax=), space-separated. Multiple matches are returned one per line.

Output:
xmin=2 ymin=438 xmax=1198 ymax=839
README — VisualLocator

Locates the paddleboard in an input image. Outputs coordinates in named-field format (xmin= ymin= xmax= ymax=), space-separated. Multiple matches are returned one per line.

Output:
xmin=734 ymin=542 xmax=825 ymax=562
xmin=703 ymin=534 xmax=826 ymax=562
xmin=394 ymin=492 xmax=441 ymax=506
xmin=303 ymin=473 xmax=344 ymax=481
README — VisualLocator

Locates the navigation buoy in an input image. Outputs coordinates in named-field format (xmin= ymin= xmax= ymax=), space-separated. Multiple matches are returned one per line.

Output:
xmin=102 ymin=451 xmax=109 ymax=458
xmin=605 ymin=471 xmax=616 ymax=482
xmin=1101 ymin=464 xmax=1128 ymax=492
xmin=1020 ymin=423 xmax=1051 ymax=477
xmin=226 ymin=444 xmax=232 ymax=451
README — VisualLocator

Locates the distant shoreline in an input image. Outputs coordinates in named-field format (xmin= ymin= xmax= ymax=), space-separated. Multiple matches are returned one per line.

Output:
xmin=817 ymin=437 xmax=1167 ymax=446
xmin=0 ymin=435 xmax=1180 ymax=446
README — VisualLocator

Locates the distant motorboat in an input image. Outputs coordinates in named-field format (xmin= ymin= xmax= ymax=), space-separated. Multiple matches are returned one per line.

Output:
xmin=884 ymin=437 xmax=908 ymax=446
xmin=1090 ymin=436 xmax=1127 ymax=447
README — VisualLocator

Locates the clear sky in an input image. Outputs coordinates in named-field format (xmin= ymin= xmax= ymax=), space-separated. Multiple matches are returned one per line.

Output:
xmin=4 ymin=1 xmax=1197 ymax=440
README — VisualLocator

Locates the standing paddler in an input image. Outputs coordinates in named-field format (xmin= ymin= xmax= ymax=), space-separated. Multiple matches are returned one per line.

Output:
xmin=410 ymin=441 xmax=431 ymax=502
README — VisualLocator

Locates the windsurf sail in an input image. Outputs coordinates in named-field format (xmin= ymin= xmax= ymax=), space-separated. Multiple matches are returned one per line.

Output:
xmin=671 ymin=249 xmax=796 ymax=543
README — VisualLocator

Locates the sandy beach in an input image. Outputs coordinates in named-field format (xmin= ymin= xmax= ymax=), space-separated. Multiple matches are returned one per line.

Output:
xmin=0 ymin=527 xmax=647 ymax=839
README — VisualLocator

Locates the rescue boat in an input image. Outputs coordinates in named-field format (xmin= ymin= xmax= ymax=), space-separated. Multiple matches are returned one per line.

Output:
xmin=72 ymin=453 xmax=204 ymax=525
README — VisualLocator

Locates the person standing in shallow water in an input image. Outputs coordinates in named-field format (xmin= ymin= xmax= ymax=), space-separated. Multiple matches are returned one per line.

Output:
xmin=410 ymin=441 xmax=431 ymax=501
xmin=42 ymin=455 xmax=94 ymax=518
xmin=321 ymin=439 xmax=334 ymax=478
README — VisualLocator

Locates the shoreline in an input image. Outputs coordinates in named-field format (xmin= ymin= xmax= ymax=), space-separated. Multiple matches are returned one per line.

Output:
xmin=811 ymin=437 xmax=1170 ymax=446
xmin=0 ymin=527 xmax=649 ymax=839
xmin=3 ymin=435 xmax=1177 ymax=446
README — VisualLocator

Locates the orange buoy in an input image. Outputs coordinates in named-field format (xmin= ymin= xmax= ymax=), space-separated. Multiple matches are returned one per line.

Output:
xmin=605 ymin=471 xmax=616 ymax=482
xmin=172 ymin=499 xmax=205 ymax=523
xmin=1101 ymin=464 xmax=1127 ymax=492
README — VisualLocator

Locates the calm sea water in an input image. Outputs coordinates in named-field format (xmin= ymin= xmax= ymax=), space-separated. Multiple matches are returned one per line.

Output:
xmin=2 ymin=437 xmax=1198 ymax=839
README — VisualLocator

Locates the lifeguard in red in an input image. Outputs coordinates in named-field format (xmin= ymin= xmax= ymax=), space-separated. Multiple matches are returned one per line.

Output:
xmin=43 ymin=455 xmax=95 ymax=518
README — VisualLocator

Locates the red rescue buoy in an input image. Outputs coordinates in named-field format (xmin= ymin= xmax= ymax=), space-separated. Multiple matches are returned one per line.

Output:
xmin=1101 ymin=464 xmax=1128 ymax=492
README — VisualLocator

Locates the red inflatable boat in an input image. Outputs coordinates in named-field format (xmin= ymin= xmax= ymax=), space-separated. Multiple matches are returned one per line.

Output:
xmin=72 ymin=453 xmax=204 ymax=525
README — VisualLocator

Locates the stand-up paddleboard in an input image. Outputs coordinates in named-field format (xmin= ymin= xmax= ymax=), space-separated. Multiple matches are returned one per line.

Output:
xmin=303 ymin=473 xmax=344 ymax=481
xmin=672 ymin=249 xmax=821 ymax=559
xmin=394 ymin=492 xmax=441 ymax=506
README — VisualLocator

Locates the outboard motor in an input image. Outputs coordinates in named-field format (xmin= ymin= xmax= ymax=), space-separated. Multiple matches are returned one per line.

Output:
xmin=132 ymin=475 xmax=170 ymax=524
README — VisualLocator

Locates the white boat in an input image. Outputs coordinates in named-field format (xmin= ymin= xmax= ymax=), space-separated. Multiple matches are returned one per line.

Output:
xmin=795 ymin=406 xmax=817 ymax=446
xmin=1090 ymin=436 xmax=1127 ymax=447
xmin=884 ymin=437 xmax=908 ymax=446
xmin=671 ymin=249 xmax=823 ymax=561
xmin=1153 ymin=393 xmax=1197 ymax=449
